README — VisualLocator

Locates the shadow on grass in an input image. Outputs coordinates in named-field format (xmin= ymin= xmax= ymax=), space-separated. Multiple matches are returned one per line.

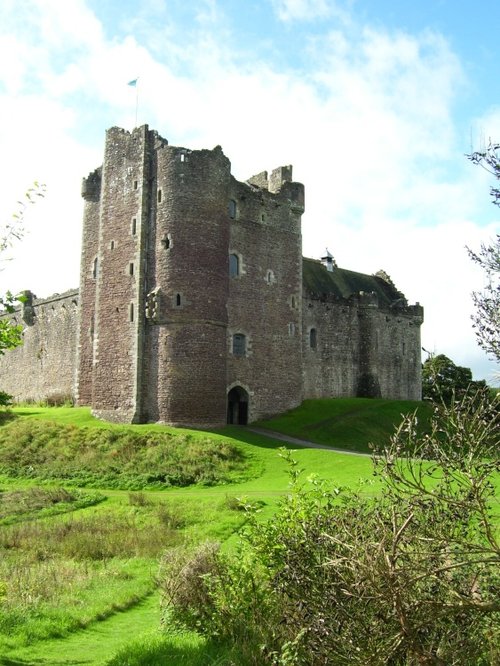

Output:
xmin=223 ymin=399 xmax=433 ymax=455
xmin=0 ymin=659 xmax=90 ymax=665
xmin=216 ymin=425 xmax=302 ymax=451
xmin=105 ymin=632 xmax=244 ymax=666
xmin=0 ymin=410 xmax=18 ymax=426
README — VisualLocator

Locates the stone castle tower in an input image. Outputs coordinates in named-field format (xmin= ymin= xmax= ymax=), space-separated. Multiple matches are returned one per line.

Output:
xmin=77 ymin=125 xmax=305 ymax=426
xmin=0 ymin=125 xmax=423 ymax=425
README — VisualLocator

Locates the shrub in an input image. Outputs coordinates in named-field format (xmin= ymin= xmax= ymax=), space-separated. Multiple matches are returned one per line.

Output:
xmin=0 ymin=390 xmax=12 ymax=407
xmin=128 ymin=491 xmax=152 ymax=507
xmin=159 ymin=542 xmax=221 ymax=631
xmin=161 ymin=391 xmax=500 ymax=664
xmin=45 ymin=392 xmax=74 ymax=407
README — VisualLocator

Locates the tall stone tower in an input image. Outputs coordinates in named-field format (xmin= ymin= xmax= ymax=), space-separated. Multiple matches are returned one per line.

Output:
xmin=76 ymin=125 xmax=232 ymax=426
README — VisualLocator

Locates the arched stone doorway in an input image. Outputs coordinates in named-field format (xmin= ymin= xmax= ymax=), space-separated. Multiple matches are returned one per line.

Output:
xmin=227 ymin=386 xmax=249 ymax=425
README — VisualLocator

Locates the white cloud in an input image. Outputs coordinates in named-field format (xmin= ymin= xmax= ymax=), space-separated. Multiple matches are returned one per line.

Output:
xmin=271 ymin=0 xmax=336 ymax=22
xmin=0 ymin=0 xmax=497 ymax=382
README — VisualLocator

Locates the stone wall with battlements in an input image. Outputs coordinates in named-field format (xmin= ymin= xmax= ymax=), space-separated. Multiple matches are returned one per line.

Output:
xmin=0 ymin=290 xmax=79 ymax=403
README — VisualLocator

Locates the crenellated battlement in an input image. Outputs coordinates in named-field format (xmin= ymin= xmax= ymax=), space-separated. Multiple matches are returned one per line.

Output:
xmin=81 ymin=168 xmax=101 ymax=202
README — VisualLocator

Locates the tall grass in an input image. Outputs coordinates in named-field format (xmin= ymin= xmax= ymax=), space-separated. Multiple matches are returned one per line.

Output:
xmin=0 ymin=556 xmax=155 ymax=649
xmin=0 ymin=420 xmax=248 ymax=488
xmin=0 ymin=498 xmax=186 ymax=648
xmin=0 ymin=486 xmax=104 ymax=525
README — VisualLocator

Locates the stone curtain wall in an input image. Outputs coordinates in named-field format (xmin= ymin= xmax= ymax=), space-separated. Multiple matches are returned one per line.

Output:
xmin=0 ymin=290 xmax=79 ymax=403
xmin=302 ymin=293 xmax=423 ymax=401
xmin=302 ymin=296 xmax=361 ymax=398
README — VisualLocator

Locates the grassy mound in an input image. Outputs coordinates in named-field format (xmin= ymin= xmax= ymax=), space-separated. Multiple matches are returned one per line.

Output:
xmin=0 ymin=420 xmax=247 ymax=488
xmin=257 ymin=398 xmax=433 ymax=453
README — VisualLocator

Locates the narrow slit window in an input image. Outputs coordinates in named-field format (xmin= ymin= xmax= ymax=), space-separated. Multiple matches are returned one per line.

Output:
xmin=132 ymin=218 xmax=137 ymax=235
xmin=228 ymin=199 xmax=237 ymax=219
xmin=130 ymin=303 xmax=134 ymax=322
xmin=133 ymin=180 xmax=138 ymax=190
xmin=229 ymin=253 xmax=239 ymax=277
xmin=110 ymin=240 xmax=115 ymax=250
xmin=129 ymin=262 xmax=134 ymax=276
xmin=175 ymin=293 xmax=181 ymax=307
xmin=157 ymin=189 xmax=162 ymax=203
xmin=310 ymin=328 xmax=317 ymax=349
xmin=232 ymin=333 xmax=246 ymax=357
xmin=288 ymin=322 xmax=295 ymax=336
xmin=92 ymin=257 xmax=98 ymax=279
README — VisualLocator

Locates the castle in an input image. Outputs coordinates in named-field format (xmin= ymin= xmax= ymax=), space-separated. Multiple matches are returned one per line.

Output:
xmin=0 ymin=125 xmax=424 ymax=426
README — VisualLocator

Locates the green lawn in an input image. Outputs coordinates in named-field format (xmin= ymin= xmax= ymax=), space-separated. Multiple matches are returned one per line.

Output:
xmin=0 ymin=397 xmax=481 ymax=665
xmin=255 ymin=397 xmax=433 ymax=452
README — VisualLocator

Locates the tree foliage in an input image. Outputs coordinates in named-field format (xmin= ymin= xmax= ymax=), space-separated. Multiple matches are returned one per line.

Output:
xmin=467 ymin=143 xmax=500 ymax=365
xmin=422 ymin=353 xmax=486 ymax=403
xmin=468 ymin=234 xmax=500 ymax=365
xmin=0 ymin=182 xmax=45 ymax=358
xmin=0 ymin=181 xmax=46 ymax=257
xmin=468 ymin=141 xmax=500 ymax=209
xmin=160 ymin=392 xmax=500 ymax=665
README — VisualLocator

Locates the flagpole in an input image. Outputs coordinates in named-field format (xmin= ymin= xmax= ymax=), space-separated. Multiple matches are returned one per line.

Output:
xmin=127 ymin=78 xmax=139 ymax=128
xmin=135 ymin=80 xmax=139 ymax=127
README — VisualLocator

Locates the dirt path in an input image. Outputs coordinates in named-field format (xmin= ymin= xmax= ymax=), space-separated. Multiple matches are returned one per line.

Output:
xmin=1 ymin=592 xmax=160 ymax=666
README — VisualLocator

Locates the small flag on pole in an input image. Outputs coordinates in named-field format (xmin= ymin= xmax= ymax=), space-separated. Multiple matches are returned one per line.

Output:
xmin=127 ymin=78 xmax=140 ymax=127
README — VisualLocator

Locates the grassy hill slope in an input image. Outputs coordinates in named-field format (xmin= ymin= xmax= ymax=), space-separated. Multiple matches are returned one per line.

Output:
xmin=0 ymin=398 xmax=438 ymax=665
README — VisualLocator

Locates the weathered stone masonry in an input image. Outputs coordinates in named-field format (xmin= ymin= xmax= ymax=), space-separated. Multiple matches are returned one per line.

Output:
xmin=0 ymin=290 xmax=79 ymax=403
xmin=0 ymin=125 xmax=423 ymax=424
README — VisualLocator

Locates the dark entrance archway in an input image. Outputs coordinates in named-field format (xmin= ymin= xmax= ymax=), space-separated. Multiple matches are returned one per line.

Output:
xmin=227 ymin=386 xmax=249 ymax=425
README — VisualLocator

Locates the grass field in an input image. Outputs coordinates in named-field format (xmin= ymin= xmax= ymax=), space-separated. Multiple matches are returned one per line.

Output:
xmin=0 ymin=397 xmax=472 ymax=665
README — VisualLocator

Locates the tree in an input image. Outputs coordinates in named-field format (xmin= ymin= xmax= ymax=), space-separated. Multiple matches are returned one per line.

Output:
xmin=468 ymin=234 xmax=500 ymax=365
xmin=0 ymin=293 xmax=23 ymax=355
xmin=467 ymin=143 xmax=500 ymax=365
xmin=422 ymin=352 xmax=486 ymax=403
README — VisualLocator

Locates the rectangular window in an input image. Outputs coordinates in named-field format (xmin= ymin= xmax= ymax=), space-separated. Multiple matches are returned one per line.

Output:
xmin=232 ymin=333 xmax=246 ymax=357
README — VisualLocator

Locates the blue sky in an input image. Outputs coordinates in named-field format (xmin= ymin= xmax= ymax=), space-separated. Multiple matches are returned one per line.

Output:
xmin=0 ymin=0 xmax=499 ymax=382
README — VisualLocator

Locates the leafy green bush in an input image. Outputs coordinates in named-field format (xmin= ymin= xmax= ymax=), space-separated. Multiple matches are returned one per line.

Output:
xmin=0 ymin=391 xmax=12 ymax=407
xmin=0 ymin=420 xmax=247 ymax=488
xmin=160 ymin=392 xmax=500 ymax=665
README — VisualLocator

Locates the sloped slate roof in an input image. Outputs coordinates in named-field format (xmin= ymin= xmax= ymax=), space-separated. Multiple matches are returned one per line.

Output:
xmin=302 ymin=257 xmax=403 ymax=306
